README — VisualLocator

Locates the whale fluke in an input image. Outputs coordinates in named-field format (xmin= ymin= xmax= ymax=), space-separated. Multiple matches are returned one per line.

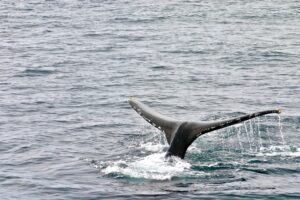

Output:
xmin=128 ymin=98 xmax=180 ymax=144
xmin=128 ymin=98 xmax=281 ymax=159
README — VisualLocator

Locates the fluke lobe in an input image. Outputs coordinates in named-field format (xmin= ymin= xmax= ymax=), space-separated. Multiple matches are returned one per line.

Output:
xmin=129 ymin=98 xmax=281 ymax=159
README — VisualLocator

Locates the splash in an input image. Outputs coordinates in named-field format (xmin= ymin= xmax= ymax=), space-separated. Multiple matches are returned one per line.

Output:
xmin=226 ymin=114 xmax=289 ymax=155
xmin=101 ymin=153 xmax=191 ymax=180
xmin=98 ymin=133 xmax=190 ymax=180
xmin=96 ymin=113 xmax=291 ymax=180
xmin=258 ymin=145 xmax=300 ymax=157
xmin=278 ymin=115 xmax=285 ymax=145
xmin=256 ymin=118 xmax=263 ymax=148
xmin=244 ymin=122 xmax=253 ymax=152
xmin=138 ymin=142 xmax=168 ymax=152
xmin=236 ymin=126 xmax=244 ymax=152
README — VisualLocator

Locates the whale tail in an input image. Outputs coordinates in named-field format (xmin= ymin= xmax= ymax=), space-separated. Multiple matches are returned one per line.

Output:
xmin=128 ymin=97 xmax=181 ymax=144
xmin=128 ymin=98 xmax=281 ymax=159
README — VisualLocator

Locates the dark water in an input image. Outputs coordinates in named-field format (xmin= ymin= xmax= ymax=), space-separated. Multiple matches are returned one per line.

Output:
xmin=1 ymin=0 xmax=300 ymax=199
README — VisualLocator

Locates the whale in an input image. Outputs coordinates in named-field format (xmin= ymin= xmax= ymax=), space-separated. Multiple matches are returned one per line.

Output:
xmin=128 ymin=98 xmax=281 ymax=159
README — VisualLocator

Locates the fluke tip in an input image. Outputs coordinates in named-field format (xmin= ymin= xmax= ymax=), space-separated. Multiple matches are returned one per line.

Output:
xmin=277 ymin=108 xmax=282 ymax=114
xmin=128 ymin=96 xmax=136 ymax=101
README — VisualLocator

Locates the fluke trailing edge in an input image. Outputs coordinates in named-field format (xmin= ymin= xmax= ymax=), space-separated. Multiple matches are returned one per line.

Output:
xmin=128 ymin=98 xmax=282 ymax=159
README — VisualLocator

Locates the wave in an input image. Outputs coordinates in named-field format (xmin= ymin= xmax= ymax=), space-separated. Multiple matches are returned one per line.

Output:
xmin=17 ymin=68 xmax=57 ymax=77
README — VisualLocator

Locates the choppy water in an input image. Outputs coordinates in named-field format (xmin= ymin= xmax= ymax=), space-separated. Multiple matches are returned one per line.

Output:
xmin=1 ymin=0 xmax=300 ymax=199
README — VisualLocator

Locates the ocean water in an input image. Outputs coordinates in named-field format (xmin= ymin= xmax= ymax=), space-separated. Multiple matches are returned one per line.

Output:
xmin=1 ymin=0 xmax=300 ymax=199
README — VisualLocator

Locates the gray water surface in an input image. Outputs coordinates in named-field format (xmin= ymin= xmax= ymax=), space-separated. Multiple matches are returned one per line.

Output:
xmin=1 ymin=0 xmax=300 ymax=199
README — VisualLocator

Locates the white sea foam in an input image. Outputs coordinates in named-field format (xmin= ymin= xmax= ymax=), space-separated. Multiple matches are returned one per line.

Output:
xmin=102 ymin=153 xmax=191 ymax=180
xmin=139 ymin=142 xmax=168 ymax=152
xmin=100 ymin=131 xmax=193 ymax=180
xmin=257 ymin=145 xmax=300 ymax=157
xmin=188 ymin=145 xmax=202 ymax=154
